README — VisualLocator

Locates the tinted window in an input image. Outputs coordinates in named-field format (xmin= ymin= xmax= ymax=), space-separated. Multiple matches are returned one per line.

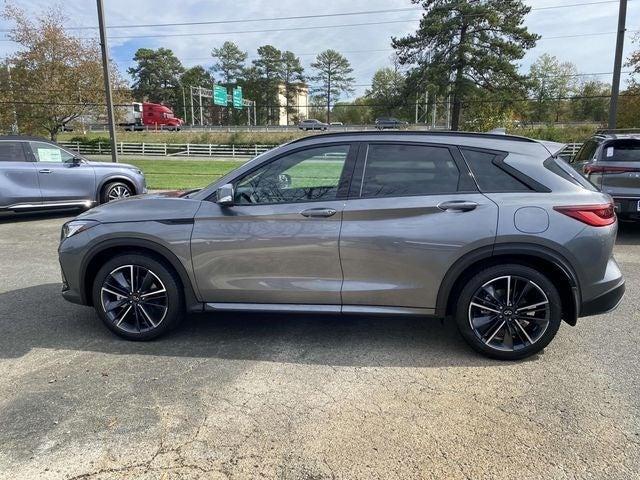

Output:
xmin=0 ymin=142 xmax=27 ymax=162
xmin=602 ymin=140 xmax=640 ymax=162
xmin=544 ymin=157 xmax=598 ymax=191
xmin=572 ymin=139 xmax=598 ymax=163
xmin=235 ymin=145 xmax=349 ymax=205
xmin=360 ymin=144 xmax=459 ymax=198
xmin=30 ymin=142 xmax=73 ymax=163
xmin=461 ymin=148 xmax=530 ymax=192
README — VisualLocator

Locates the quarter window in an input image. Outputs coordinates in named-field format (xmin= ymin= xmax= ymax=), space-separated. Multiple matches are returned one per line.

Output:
xmin=360 ymin=144 xmax=460 ymax=198
xmin=461 ymin=148 xmax=530 ymax=192
xmin=0 ymin=142 xmax=27 ymax=162
xmin=234 ymin=145 xmax=350 ymax=205
xmin=30 ymin=142 xmax=73 ymax=163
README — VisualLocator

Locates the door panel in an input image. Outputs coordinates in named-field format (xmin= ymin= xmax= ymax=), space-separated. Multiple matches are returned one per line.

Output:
xmin=339 ymin=142 xmax=497 ymax=310
xmin=29 ymin=142 xmax=96 ymax=202
xmin=191 ymin=142 xmax=355 ymax=305
xmin=340 ymin=194 xmax=497 ymax=309
xmin=192 ymin=200 xmax=344 ymax=304
xmin=0 ymin=142 xmax=41 ymax=208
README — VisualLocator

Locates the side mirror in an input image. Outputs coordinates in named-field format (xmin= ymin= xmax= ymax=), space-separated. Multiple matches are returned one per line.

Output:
xmin=70 ymin=156 xmax=83 ymax=165
xmin=216 ymin=183 xmax=234 ymax=206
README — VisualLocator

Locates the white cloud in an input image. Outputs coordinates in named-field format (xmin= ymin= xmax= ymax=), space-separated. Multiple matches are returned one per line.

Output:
xmin=1 ymin=0 xmax=638 ymax=100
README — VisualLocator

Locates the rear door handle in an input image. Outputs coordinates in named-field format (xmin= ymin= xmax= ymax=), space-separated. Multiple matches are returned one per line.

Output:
xmin=437 ymin=200 xmax=478 ymax=212
xmin=39 ymin=169 xmax=53 ymax=174
xmin=300 ymin=207 xmax=337 ymax=218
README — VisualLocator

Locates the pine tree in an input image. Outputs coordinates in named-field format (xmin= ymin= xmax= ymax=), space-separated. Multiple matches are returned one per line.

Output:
xmin=310 ymin=50 xmax=354 ymax=123
xmin=393 ymin=0 xmax=538 ymax=130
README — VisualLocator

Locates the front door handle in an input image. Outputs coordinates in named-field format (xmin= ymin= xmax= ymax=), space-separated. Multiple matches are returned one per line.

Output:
xmin=300 ymin=207 xmax=337 ymax=218
xmin=39 ymin=169 xmax=53 ymax=174
xmin=437 ymin=200 xmax=478 ymax=212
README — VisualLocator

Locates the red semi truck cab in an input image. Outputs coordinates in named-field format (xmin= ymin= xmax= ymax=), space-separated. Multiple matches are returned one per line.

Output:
xmin=121 ymin=102 xmax=183 ymax=131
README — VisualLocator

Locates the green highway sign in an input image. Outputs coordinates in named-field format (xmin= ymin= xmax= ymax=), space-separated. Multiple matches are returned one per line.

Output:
xmin=213 ymin=85 xmax=228 ymax=106
xmin=232 ymin=86 xmax=243 ymax=109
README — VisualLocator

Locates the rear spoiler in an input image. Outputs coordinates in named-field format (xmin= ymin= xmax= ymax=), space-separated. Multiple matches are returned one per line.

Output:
xmin=537 ymin=140 xmax=566 ymax=156
xmin=485 ymin=128 xmax=566 ymax=156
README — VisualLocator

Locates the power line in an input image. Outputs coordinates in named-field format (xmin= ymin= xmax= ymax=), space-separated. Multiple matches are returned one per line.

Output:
xmin=0 ymin=0 xmax=626 ymax=33
xmin=2 ymin=93 xmax=639 ymax=108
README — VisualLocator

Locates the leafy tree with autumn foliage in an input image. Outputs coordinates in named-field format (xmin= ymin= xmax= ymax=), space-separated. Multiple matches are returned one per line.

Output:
xmin=0 ymin=3 xmax=128 ymax=140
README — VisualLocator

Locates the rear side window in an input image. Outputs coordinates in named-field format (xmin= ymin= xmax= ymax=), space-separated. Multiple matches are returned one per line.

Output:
xmin=460 ymin=148 xmax=530 ymax=192
xmin=602 ymin=140 xmax=640 ymax=162
xmin=544 ymin=157 xmax=598 ymax=191
xmin=0 ymin=142 xmax=27 ymax=162
xmin=572 ymin=139 xmax=599 ymax=163
xmin=360 ymin=144 xmax=460 ymax=198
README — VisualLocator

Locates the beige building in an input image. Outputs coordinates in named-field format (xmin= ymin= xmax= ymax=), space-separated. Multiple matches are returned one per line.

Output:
xmin=277 ymin=83 xmax=308 ymax=126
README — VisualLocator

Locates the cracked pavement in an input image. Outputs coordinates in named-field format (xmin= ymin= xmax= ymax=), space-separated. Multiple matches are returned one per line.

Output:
xmin=0 ymin=213 xmax=638 ymax=479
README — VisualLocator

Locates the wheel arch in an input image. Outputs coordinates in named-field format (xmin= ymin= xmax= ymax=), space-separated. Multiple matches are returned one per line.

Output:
xmin=436 ymin=243 xmax=580 ymax=326
xmin=97 ymin=176 xmax=138 ymax=201
xmin=80 ymin=238 xmax=202 ymax=312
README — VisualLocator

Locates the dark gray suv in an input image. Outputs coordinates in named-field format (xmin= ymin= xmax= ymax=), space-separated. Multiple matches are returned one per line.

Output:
xmin=0 ymin=136 xmax=146 ymax=213
xmin=570 ymin=131 xmax=640 ymax=221
xmin=58 ymin=131 xmax=625 ymax=360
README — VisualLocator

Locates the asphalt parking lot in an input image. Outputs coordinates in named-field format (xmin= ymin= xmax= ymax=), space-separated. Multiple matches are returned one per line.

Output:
xmin=0 ymin=213 xmax=639 ymax=479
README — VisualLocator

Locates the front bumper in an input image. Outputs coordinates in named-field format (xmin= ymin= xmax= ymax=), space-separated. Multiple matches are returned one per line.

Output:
xmin=580 ymin=280 xmax=625 ymax=317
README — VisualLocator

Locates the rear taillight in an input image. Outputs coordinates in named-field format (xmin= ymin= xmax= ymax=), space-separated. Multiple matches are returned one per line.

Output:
xmin=584 ymin=164 xmax=640 ymax=175
xmin=553 ymin=203 xmax=616 ymax=227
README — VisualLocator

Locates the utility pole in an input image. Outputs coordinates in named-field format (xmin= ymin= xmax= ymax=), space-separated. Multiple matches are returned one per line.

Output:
xmin=96 ymin=0 xmax=118 ymax=163
xmin=608 ymin=0 xmax=628 ymax=129
xmin=6 ymin=64 xmax=18 ymax=134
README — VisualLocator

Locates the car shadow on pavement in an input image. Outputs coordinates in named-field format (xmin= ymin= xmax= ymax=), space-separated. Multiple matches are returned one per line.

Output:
xmin=0 ymin=283 xmax=536 ymax=367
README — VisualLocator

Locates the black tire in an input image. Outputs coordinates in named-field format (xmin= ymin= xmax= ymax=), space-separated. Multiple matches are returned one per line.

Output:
xmin=455 ymin=264 xmax=562 ymax=360
xmin=101 ymin=181 xmax=133 ymax=204
xmin=92 ymin=253 xmax=184 ymax=340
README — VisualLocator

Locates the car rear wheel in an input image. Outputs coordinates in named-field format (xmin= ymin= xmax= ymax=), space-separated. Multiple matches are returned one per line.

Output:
xmin=455 ymin=264 xmax=562 ymax=360
xmin=101 ymin=181 xmax=132 ymax=203
xmin=92 ymin=254 xmax=184 ymax=340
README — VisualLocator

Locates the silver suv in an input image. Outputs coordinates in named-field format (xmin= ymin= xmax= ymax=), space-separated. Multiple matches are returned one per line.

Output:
xmin=0 ymin=136 xmax=146 ymax=213
xmin=570 ymin=131 xmax=640 ymax=221
xmin=59 ymin=132 xmax=625 ymax=360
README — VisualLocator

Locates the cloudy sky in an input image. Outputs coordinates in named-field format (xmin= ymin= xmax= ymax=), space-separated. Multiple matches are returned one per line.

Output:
xmin=1 ymin=0 xmax=639 ymax=99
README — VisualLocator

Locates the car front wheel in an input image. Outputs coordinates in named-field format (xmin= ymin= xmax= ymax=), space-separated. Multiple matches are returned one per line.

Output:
xmin=101 ymin=181 xmax=133 ymax=203
xmin=455 ymin=264 xmax=562 ymax=360
xmin=92 ymin=254 xmax=184 ymax=340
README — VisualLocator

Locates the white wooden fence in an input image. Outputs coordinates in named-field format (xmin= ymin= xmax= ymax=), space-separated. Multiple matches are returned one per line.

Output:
xmin=59 ymin=141 xmax=277 ymax=158
xmin=60 ymin=141 xmax=583 ymax=160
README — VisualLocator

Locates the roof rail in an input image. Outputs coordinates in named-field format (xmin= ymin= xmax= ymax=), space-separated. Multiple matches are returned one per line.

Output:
xmin=287 ymin=130 xmax=537 ymax=145
xmin=595 ymin=128 xmax=640 ymax=135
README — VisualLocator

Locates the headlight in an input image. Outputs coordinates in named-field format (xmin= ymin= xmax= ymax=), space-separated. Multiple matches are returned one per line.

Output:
xmin=61 ymin=220 xmax=99 ymax=240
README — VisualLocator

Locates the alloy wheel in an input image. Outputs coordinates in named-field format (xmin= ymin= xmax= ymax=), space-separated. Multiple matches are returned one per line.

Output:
xmin=107 ymin=185 xmax=131 ymax=201
xmin=100 ymin=265 xmax=168 ymax=333
xmin=468 ymin=275 xmax=550 ymax=352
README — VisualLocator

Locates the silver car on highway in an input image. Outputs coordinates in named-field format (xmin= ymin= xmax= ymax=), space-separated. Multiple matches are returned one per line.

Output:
xmin=58 ymin=131 xmax=625 ymax=360
xmin=0 ymin=136 xmax=146 ymax=213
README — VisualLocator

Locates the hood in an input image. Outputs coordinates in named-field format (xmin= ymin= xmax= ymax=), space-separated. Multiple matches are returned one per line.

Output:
xmin=77 ymin=191 xmax=202 ymax=223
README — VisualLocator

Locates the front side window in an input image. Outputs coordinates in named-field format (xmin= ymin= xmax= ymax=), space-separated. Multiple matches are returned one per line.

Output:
xmin=0 ymin=142 xmax=27 ymax=162
xmin=234 ymin=145 xmax=350 ymax=205
xmin=30 ymin=142 xmax=73 ymax=163
xmin=360 ymin=144 xmax=460 ymax=198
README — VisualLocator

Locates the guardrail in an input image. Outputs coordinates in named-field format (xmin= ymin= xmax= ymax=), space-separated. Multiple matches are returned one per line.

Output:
xmin=60 ymin=141 xmax=277 ymax=158
xmin=60 ymin=140 xmax=584 ymax=160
